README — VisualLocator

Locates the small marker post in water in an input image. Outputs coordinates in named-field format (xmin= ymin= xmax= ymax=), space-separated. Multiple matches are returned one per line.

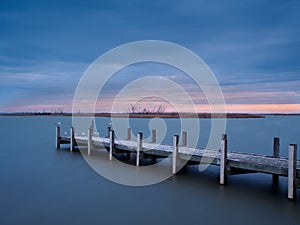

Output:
xmin=56 ymin=122 xmax=61 ymax=149
xmin=126 ymin=128 xmax=131 ymax=159
xmin=182 ymin=131 xmax=187 ymax=147
xmin=136 ymin=132 xmax=143 ymax=166
xmin=273 ymin=137 xmax=280 ymax=184
xmin=172 ymin=135 xmax=179 ymax=174
xmin=220 ymin=134 xmax=228 ymax=185
xmin=288 ymin=144 xmax=297 ymax=200
xmin=88 ymin=127 xmax=93 ymax=155
xmin=152 ymin=129 xmax=156 ymax=143
xmin=109 ymin=130 xmax=115 ymax=161
xmin=70 ymin=127 xmax=75 ymax=152
xmin=91 ymin=119 xmax=95 ymax=133
xmin=127 ymin=128 xmax=131 ymax=141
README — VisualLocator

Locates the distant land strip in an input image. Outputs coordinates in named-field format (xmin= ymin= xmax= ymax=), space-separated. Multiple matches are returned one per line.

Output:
xmin=1 ymin=112 xmax=299 ymax=118
xmin=0 ymin=112 xmax=272 ymax=118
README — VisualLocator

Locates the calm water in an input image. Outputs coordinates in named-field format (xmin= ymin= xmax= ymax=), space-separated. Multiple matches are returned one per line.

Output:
xmin=0 ymin=116 xmax=299 ymax=225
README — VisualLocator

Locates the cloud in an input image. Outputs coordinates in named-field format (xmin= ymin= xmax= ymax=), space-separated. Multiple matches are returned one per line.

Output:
xmin=0 ymin=0 xmax=299 ymax=112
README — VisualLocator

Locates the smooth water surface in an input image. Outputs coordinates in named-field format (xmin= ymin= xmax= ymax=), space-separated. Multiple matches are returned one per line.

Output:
xmin=0 ymin=116 xmax=299 ymax=225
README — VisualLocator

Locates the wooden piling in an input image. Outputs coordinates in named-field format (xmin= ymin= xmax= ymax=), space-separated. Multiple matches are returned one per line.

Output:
xmin=109 ymin=130 xmax=115 ymax=161
xmin=91 ymin=119 xmax=95 ymax=134
xmin=172 ymin=135 xmax=179 ymax=174
xmin=107 ymin=126 xmax=111 ymax=138
xmin=127 ymin=128 xmax=131 ymax=141
xmin=136 ymin=132 xmax=143 ymax=166
xmin=273 ymin=137 xmax=280 ymax=184
xmin=88 ymin=127 xmax=92 ymax=155
xmin=56 ymin=124 xmax=60 ymax=149
xmin=70 ymin=127 xmax=75 ymax=152
xmin=152 ymin=129 xmax=157 ymax=143
xmin=182 ymin=131 xmax=187 ymax=147
xmin=220 ymin=134 xmax=228 ymax=185
xmin=288 ymin=144 xmax=297 ymax=200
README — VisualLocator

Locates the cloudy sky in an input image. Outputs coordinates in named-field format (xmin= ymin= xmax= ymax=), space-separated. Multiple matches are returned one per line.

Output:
xmin=0 ymin=0 xmax=299 ymax=113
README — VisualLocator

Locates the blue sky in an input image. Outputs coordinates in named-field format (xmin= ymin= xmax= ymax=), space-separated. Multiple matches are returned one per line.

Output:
xmin=0 ymin=0 xmax=299 ymax=113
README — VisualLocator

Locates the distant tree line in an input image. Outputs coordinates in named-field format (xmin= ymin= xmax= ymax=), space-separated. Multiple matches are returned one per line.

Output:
xmin=26 ymin=107 xmax=65 ymax=115
xmin=126 ymin=104 xmax=166 ymax=114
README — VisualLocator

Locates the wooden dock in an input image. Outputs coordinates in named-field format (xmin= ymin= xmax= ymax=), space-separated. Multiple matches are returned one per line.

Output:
xmin=55 ymin=123 xmax=299 ymax=200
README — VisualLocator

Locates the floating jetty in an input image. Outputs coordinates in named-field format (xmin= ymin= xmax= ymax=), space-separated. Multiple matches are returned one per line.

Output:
xmin=56 ymin=122 xmax=299 ymax=200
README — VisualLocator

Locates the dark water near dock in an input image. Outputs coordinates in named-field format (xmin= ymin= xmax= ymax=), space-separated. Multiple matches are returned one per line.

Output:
xmin=0 ymin=116 xmax=299 ymax=225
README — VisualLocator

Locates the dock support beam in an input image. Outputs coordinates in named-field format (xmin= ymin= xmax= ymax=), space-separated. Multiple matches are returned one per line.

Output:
xmin=288 ymin=144 xmax=297 ymax=200
xmin=152 ymin=129 xmax=156 ymax=143
xmin=136 ymin=132 xmax=142 ymax=166
xmin=273 ymin=137 xmax=280 ymax=184
xmin=109 ymin=130 xmax=115 ymax=160
xmin=172 ymin=135 xmax=179 ymax=174
xmin=56 ymin=124 xmax=60 ymax=149
xmin=70 ymin=127 xmax=75 ymax=152
xmin=220 ymin=134 xmax=228 ymax=185
xmin=182 ymin=131 xmax=187 ymax=147
xmin=88 ymin=127 xmax=92 ymax=155
xmin=127 ymin=128 xmax=131 ymax=141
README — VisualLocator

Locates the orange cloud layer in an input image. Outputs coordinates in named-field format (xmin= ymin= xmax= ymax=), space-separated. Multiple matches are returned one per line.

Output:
xmin=194 ymin=104 xmax=300 ymax=114
xmin=224 ymin=104 xmax=300 ymax=113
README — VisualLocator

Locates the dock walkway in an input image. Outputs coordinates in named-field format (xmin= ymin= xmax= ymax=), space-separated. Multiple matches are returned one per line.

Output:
xmin=56 ymin=124 xmax=299 ymax=200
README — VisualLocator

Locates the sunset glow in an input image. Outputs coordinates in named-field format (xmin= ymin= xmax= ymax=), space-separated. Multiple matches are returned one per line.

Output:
xmin=0 ymin=1 xmax=299 ymax=114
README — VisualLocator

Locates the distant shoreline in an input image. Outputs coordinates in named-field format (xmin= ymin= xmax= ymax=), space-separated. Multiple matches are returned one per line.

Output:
xmin=0 ymin=112 xmax=299 ymax=118
xmin=0 ymin=112 xmax=268 ymax=118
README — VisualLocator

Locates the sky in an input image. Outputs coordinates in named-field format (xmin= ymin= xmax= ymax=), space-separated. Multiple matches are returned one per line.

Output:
xmin=0 ymin=0 xmax=299 ymax=113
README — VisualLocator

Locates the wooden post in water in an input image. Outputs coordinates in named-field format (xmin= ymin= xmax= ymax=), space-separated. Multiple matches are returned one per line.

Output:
xmin=56 ymin=123 xmax=60 ymax=149
xmin=107 ymin=126 xmax=111 ymax=138
xmin=109 ymin=130 xmax=115 ymax=161
xmin=127 ymin=128 xmax=131 ymax=141
xmin=128 ymin=129 xmax=135 ymax=161
xmin=126 ymin=128 xmax=131 ymax=159
xmin=172 ymin=135 xmax=179 ymax=174
xmin=91 ymin=119 xmax=95 ymax=134
xmin=182 ymin=131 xmax=187 ymax=147
xmin=88 ymin=127 xmax=92 ymax=155
xmin=152 ymin=129 xmax=157 ymax=143
xmin=70 ymin=127 xmax=75 ymax=152
xmin=220 ymin=134 xmax=228 ymax=185
xmin=136 ymin=132 xmax=143 ymax=166
xmin=273 ymin=137 xmax=280 ymax=184
xmin=288 ymin=144 xmax=297 ymax=200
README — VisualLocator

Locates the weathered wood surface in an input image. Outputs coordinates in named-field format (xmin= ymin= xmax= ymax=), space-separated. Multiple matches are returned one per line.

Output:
xmin=59 ymin=135 xmax=300 ymax=179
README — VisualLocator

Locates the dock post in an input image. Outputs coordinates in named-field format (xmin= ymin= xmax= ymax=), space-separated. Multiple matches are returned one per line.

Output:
xmin=273 ymin=137 xmax=280 ymax=184
xmin=70 ymin=127 xmax=75 ymax=152
xmin=136 ymin=132 xmax=143 ymax=166
xmin=56 ymin=123 xmax=60 ymax=149
xmin=109 ymin=130 xmax=115 ymax=161
xmin=172 ymin=135 xmax=179 ymax=174
xmin=91 ymin=119 xmax=95 ymax=134
xmin=220 ymin=134 xmax=228 ymax=185
xmin=107 ymin=126 xmax=111 ymax=138
xmin=126 ymin=128 xmax=131 ymax=159
xmin=182 ymin=131 xmax=187 ymax=147
xmin=152 ymin=129 xmax=157 ymax=143
xmin=88 ymin=127 xmax=92 ymax=155
xmin=127 ymin=128 xmax=131 ymax=141
xmin=288 ymin=144 xmax=297 ymax=200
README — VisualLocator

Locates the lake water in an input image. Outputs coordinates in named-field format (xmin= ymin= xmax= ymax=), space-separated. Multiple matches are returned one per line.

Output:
xmin=0 ymin=115 xmax=299 ymax=225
